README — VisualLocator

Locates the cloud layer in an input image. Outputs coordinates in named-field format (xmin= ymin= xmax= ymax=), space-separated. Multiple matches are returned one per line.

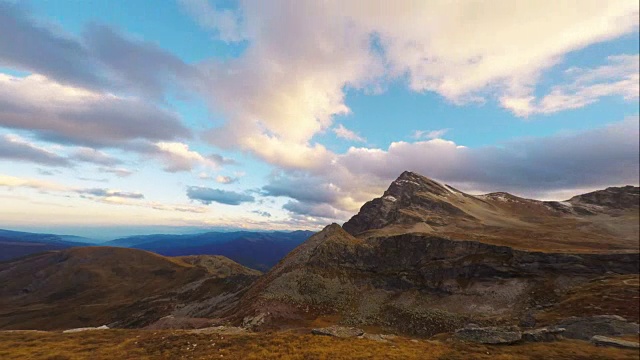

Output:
xmin=187 ymin=186 xmax=255 ymax=205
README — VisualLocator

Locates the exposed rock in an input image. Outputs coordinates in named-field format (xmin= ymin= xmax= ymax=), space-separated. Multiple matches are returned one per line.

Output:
xmin=454 ymin=325 xmax=522 ymax=344
xmin=188 ymin=326 xmax=247 ymax=335
xmin=144 ymin=316 xmax=219 ymax=330
xmin=518 ymin=312 xmax=536 ymax=328
xmin=557 ymin=315 xmax=640 ymax=340
xmin=311 ymin=325 xmax=365 ymax=338
xmin=242 ymin=312 xmax=268 ymax=329
xmin=63 ymin=325 xmax=109 ymax=333
xmin=591 ymin=335 xmax=640 ymax=349
xmin=522 ymin=327 xmax=565 ymax=342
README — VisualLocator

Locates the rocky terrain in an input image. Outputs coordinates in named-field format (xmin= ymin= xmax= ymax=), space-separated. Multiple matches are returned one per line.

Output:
xmin=0 ymin=247 xmax=260 ymax=330
xmin=233 ymin=172 xmax=639 ymax=337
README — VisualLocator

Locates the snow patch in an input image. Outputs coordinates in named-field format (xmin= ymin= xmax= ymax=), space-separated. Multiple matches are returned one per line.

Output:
xmin=383 ymin=195 xmax=397 ymax=202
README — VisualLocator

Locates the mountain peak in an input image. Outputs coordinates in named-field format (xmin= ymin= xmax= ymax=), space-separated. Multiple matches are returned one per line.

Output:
xmin=386 ymin=171 xmax=452 ymax=198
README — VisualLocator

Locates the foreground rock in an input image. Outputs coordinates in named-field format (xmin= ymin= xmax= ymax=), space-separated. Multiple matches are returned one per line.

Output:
xmin=311 ymin=326 xmax=365 ymax=338
xmin=63 ymin=325 xmax=109 ymax=333
xmin=454 ymin=325 xmax=522 ymax=344
xmin=591 ymin=335 xmax=640 ymax=349
xmin=557 ymin=315 xmax=639 ymax=340
xmin=522 ymin=327 xmax=565 ymax=342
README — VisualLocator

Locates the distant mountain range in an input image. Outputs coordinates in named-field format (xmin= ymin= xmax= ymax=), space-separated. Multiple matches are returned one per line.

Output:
xmin=0 ymin=229 xmax=96 ymax=262
xmin=0 ymin=228 xmax=314 ymax=271
xmin=105 ymin=230 xmax=314 ymax=271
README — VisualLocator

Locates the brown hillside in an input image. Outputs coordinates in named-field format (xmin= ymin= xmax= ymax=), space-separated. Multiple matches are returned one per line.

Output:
xmin=0 ymin=247 xmax=260 ymax=330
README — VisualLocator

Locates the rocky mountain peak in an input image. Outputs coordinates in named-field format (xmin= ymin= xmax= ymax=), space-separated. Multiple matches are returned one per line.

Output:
xmin=384 ymin=171 xmax=453 ymax=200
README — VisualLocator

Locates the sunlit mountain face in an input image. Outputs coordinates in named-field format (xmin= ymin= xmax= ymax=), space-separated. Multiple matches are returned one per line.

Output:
xmin=0 ymin=0 xmax=637 ymax=237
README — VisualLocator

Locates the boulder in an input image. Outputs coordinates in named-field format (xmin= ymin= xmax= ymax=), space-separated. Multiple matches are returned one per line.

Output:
xmin=557 ymin=315 xmax=639 ymax=340
xmin=454 ymin=325 xmax=522 ymax=344
xmin=522 ymin=327 xmax=565 ymax=342
xmin=311 ymin=325 xmax=365 ymax=338
xmin=63 ymin=325 xmax=109 ymax=333
xmin=591 ymin=335 xmax=640 ymax=349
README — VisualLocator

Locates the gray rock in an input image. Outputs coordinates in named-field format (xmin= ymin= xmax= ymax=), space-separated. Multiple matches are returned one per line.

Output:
xmin=311 ymin=325 xmax=365 ymax=338
xmin=557 ymin=315 xmax=639 ymax=340
xmin=242 ymin=312 xmax=268 ymax=329
xmin=522 ymin=327 xmax=565 ymax=342
xmin=518 ymin=312 xmax=537 ymax=328
xmin=63 ymin=325 xmax=109 ymax=333
xmin=591 ymin=335 xmax=640 ymax=349
xmin=454 ymin=325 xmax=522 ymax=344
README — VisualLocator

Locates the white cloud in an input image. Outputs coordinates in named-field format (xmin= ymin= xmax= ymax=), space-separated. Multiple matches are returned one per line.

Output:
xmin=199 ymin=0 xmax=638 ymax=168
xmin=154 ymin=142 xmax=229 ymax=172
xmin=178 ymin=0 xmax=245 ymax=42
xmin=412 ymin=129 xmax=450 ymax=140
xmin=502 ymin=54 xmax=640 ymax=116
xmin=333 ymin=124 xmax=366 ymax=142
xmin=215 ymin=175 xmax=238 ymax=184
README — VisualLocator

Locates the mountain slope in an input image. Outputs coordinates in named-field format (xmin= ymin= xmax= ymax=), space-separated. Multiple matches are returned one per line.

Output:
xmin=0 ymin=247 xmax=260 ymax=330
xmin=233 ymin=172 xmax=639 ymax=336
xmin=343 ymin=171 xmax=639 ymax=253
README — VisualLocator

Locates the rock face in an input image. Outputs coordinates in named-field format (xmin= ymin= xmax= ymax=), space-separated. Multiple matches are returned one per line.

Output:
xmin=557 ymin=315 xmax=640 ymax=340
xmin=311 ymin=326 xmax=365 ymax=338
xmin=591 ymin=335 xmax=640 ymax=349
xmin=454 ymin=325 xmax=522 ymax=344
xmin=522 ymin=327 xmax=565 ymax=342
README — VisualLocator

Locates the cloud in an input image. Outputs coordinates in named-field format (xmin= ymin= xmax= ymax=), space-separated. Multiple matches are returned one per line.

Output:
xmin=0 ymin=73 xmax=191 ymax=147
xmin=412 ymin=129 xmax=450 ymax=140
xmin=215 ymin=175 xmax=239 ymax=184
xmin=251 ymin=210 xmax=272 ymax=217
xmin=0 ymin=2 xmax=196 ymax=98
xmin=503 ymin=54 xmax=640 ymax=116
xmin=178 ymin=0 xmax=245 ymax=42
xmin=0 ymin=174 xmax=69 ymax=192
xmin=152 ymin=142 xmax=232 ymax=172
xmin=186 ymin=186 xmax=255 ymax=205
xmin=333 ymin=124 xmax=366 ymax=142
xmin=76 ymin=188 xmax=144 ymax=199
xmin=99 ymin=167 xmax=134 ymax=177
xmin=0 ymin=134 xmax=71 ymax=166
xmin=71 ymin=147 xmax=122 ymax=166
xmin=200 ymin=0 xmax=638 ymax=168
xmin=268 ymin=117 xmax=639 ymax=218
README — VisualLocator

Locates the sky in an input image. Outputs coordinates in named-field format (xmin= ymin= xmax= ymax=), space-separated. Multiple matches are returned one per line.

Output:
xmin=0 ymin=0 xmax=638 ymax=238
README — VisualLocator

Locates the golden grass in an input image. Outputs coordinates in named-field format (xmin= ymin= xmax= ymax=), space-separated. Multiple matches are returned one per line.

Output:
xmin=0 ymin=329 xmax=638 ymax=360
xmin=538 ymin=274 xmax=640 ymax=324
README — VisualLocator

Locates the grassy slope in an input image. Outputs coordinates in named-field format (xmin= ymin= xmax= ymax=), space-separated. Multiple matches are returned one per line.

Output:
xmin=0 ymin=247 xmax=259 ymax=330
xmin=0 ymin=330 xmax=638 ymax=360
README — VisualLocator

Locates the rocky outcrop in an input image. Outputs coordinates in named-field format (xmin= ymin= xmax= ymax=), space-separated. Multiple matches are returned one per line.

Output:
xmin=454 ymin=325 xmax=522 ymax=344
xmin=591 ymin=335 xmax=640 ymax=349
xmin=311 ymin=326 xmax=365 ymax=338
xmin=522 ymin=327 xmax=565 ymax=342
xmin=62 ymin=325 xmax=109 ymax=333
xmin=557 ymin=315 xmax=639 ymax=340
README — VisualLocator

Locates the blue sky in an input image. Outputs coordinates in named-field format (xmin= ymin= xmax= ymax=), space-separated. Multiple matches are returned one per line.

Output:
xmin=0 ymin=0 xmax=638 ymax=237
